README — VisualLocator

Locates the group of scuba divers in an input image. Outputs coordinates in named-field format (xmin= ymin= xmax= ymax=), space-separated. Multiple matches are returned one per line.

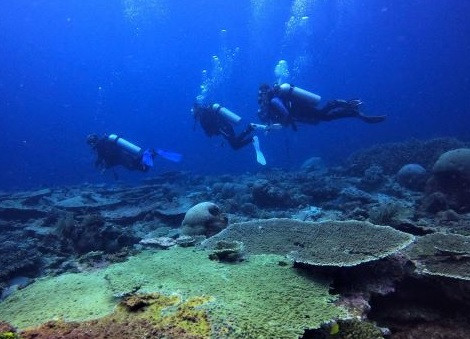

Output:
xmin=87 ymin=83 xmax=386 ymax=174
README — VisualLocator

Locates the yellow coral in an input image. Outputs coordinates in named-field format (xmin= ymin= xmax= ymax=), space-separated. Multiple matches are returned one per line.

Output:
xmin=0 ymin=332 xmax=19 ymax=339
xmin=159 ymin=296 xmax=213 ymax=338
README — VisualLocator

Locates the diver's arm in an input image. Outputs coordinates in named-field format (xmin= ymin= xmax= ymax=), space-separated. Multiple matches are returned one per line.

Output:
xmin=270 ymin=97 xmax=290 ymax=118
xmin=250 ymin=123 xmax=283 ymax=132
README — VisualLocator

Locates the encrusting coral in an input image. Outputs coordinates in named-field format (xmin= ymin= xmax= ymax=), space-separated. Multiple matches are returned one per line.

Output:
xmin=0 ymin=247 xmax=347 ymax=338
xmin=18 ymin=293 xmax=211 ymax=339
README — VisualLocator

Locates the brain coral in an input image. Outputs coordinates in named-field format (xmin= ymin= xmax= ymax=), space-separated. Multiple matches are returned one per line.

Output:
xmin=433 ymin=148 xmax=470 ymax=182
xmin=181 ymin=202 xmax=228 ymax=236
xmin=202 ymin=218 xmax=414 ymax=267
xmin=430 ymin=148 xmax=470 ymax=212
xmin=406 ymin=232 xmax=470 ymax=281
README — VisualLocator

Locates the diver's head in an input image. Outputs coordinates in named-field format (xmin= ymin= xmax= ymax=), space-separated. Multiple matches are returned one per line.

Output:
xmin=191 ymin=102 xmax=204 ymax=121
xmin=86 ymin=134 xmax=100 ymax=148
xmin=257 ymin=84 xmax=273 ymax=123
xmin=258 ymin=84 xmax=272 ymax=104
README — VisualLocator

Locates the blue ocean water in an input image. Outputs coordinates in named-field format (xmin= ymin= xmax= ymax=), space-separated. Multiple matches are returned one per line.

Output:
xmin=1 ymin=0 xmax=469 ymax=190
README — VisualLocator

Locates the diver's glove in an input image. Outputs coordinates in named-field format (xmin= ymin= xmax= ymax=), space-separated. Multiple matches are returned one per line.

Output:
xmin=347 ymin=99 xmax=363 ymax=108
xmin=250 ymin=123 xmax=268 ymax=131
xmin=250 ymin=123 xmax=283 ymax=133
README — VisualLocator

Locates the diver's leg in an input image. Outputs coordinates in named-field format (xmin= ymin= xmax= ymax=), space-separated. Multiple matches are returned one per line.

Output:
xmin=228 ymin=134 xmax=254 ymax=150
xmin=319 ymin=100 xmax=360 ymax=121
xmin=321 ymin=100 xmax=385 ymax=123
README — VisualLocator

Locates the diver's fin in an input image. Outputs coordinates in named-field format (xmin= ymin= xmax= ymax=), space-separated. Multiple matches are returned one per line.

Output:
xmin=142 ymin=150 xmax=155 ymax=167
xmin=359 ymin=114 xmax=387 ymax=123
xmin=157 ymin=149 xmax=183 ymax=162
xmin=252 ymin=136 xmax=266 ymax=165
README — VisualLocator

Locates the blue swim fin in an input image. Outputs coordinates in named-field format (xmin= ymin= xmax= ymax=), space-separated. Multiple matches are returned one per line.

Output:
xmin=157 ymin=149 xmax=183 ymax=162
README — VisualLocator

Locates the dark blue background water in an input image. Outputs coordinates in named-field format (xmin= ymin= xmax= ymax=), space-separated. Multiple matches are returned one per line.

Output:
xmin=1 ymin=0 xmax=469 ymax=190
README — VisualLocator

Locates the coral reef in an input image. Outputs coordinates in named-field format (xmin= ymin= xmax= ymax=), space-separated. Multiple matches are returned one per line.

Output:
xmin=2 ymin=138 xmax=470 ymax=337
xmin=426 ymin=148 xmax=470 ymax=212
xmin=406 ymin=232 xmax=470 ymax=280
xmin=0 ymin=247 xmax=347 ymax=338
xmin=55 ymin=213 xmax=137 ymax=254
xmin=202 ymin=218 xmax=414 ymax=267
xmin=433 ymin=148 xmax=470 ymax=180
xmin=305 ymin=319 xmax=385 ymax=339
xmin=208 ymin=240 xmax=244 ymax=262
xmin=301 ymin=156 xmax=326 ymax=173
xmin=347 ymin=137 xmax=468 ymax=175
xmin=0 ymin=272 xmax=115 ymax=328
xmin=0 ymin=322 xmax=18 ymax=339
xmin=396 ymin=163 xmax=428 ymax=191
xmin=360 ymin=165 xmax=386 ymax=190
xmin=251 ymin=179 xmax=295 ymax=207
xmin=0 ymin=242 xmax=40 ymax=285
xmin=368 ymin=202 xmax=411 ymax=226
xmin=181 ymin=202 xmax=228 ymax=236
xmin=139 ymin=236 xmax=176 ymax=249
xmin=19 ymin=293 xmax=211 ymax=339
xmin=368 ymin=274 xmax=470 ymax=339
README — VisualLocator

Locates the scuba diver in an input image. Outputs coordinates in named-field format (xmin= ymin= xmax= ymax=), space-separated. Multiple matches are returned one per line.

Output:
xmin=257 ymin=83 xmax=386 ymax=131
xmin=86 ymin=133 xmax=182 ymax=175
xmin=192 ymin=102 xmax=267 ymax=165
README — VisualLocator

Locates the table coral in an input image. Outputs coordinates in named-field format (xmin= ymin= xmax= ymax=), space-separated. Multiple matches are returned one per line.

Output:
xmin=406 ymin=232 xmax=470 ymax=280
xmin=0 ymin=247 xmax=347 ymax=338
xmin=203 ymin=218 xmax=414 ymax=267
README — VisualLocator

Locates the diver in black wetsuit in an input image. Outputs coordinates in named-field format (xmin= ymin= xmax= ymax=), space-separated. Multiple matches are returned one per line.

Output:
xmin=257 ymin=83 xmax=386 ymax=131
xmin=192 ymin=103 xmax=255 ymax=150
xmin=86 ymin=134 xmax=156 ymax=172
xmin=192 ymin=102 xmax=267 ymax=165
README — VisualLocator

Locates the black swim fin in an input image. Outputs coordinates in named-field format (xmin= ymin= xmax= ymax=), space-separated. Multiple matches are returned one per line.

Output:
xmin=359 ymin=114 xmax=387 ymax=123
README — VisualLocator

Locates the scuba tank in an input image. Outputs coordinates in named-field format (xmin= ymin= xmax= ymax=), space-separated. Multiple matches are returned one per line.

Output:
xmin=212 ymin=103 xmax=242 ymax=125
xmin=278 ymin=83 xmax=321 ymax=106
xmin=108 ymin=134 xmax=142 ymax=156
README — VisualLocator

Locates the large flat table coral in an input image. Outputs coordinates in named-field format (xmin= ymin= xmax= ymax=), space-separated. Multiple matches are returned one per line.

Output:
xmin=0 ymin=247 xmax=347 ymax=338
xmin=203 ymin=218 xmax=414 ymax=267
xmin=406 ymin=232 xmax=470 ymax=281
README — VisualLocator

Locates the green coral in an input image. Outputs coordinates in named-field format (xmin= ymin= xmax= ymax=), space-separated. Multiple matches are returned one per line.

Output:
xmin=203 ymin=218 xmax=414 ymax=267
xmin=406 ymin=232 xmax=470 ymax=280
xmin=105 ymin=248 xmax=347 ymax=338
xmin=18 ymin=293 xmax=211 ymax=338
xmin=0 ymin=272 xmax=114 ymax=328
xmin=116 ymin=293 xmax=212 ymax=338
xmin=0 ymin=247 xmax=347 ymax=338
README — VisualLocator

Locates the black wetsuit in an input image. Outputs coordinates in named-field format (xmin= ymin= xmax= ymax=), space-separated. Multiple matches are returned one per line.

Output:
xmin=258 ymin=84 xmax=386 ymax=130
xmin=93 ymin=137 xmax=148 ymax=172
xmin=196 ymin=104 xmax=254 ymax=150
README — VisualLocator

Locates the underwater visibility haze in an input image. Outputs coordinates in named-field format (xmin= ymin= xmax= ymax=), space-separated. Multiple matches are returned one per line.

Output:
xmin=0 ymin=0 xmax=469 ymax=188
xmin=1 ymin=0 xmax=470 ymax=338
